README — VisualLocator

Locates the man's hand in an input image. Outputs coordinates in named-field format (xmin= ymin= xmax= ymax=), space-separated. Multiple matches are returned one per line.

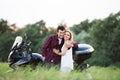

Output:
xmin=42 ymin=57 xmax=45 ymax=61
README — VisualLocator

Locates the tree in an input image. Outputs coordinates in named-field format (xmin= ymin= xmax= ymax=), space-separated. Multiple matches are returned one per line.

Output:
xmin=70 ymin=19 xmax=91 ymax=34
xmin=89 ymin=11 xmax=120 ymax=66
xmin=15 ymin=20 xmax=48 ymax=53
xmin=70 ymin=19 xmax=91 ymax=44
xmin=0 ymin=19 xmax=15 ymax=61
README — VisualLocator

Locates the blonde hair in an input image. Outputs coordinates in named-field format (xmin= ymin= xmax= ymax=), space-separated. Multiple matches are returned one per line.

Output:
xmin=65 ymin=30 xmax=73 ymax=41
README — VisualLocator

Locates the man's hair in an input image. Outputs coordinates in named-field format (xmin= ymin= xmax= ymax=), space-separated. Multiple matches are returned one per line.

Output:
xmin=57 ymin=26 xmax=65 ymax=32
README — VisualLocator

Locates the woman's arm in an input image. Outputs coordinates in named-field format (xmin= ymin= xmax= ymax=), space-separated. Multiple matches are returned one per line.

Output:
xmin=65 ymin=40 xmax=73 ymax=48
xmin=53 ymin=46 xmax=67 ymax=56
xmin=58 ymin=46 xmax=68 ymax=56
xmin=53 ymin=41 xmax=73 ymax=56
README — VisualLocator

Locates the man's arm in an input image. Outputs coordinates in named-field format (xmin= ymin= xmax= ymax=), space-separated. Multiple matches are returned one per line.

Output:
xmin=41 ymin=36 xmax=52 ymax=57
xmin=73 ymin=41 xmax=78 ymax=51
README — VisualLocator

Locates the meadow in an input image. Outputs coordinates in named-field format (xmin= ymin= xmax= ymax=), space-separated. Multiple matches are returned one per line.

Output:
xmin=0 ymin=63 xmax=120 ymax=80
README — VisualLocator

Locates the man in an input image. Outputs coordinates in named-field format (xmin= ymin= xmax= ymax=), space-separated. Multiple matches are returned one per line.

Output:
xmin=42 ymin=26 xmax=66 ymax=65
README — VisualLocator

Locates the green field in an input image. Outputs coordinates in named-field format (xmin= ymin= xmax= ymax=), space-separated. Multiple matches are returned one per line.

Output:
xmin=0 ymin=63 xmax=120 ymax=80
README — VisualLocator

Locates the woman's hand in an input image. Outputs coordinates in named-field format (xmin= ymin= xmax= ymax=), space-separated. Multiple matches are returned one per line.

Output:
xmin=53 ymin=48 xmax=59 ymax=55
xmin=65 ymin=40 xmax=73 ymax=48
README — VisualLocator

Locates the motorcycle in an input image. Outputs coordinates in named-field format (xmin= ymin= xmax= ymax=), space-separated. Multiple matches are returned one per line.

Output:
xmin=8 ymin=34 xmax=43 ymax=70
xmin=8 ymin=34 xmax=94 ymax=71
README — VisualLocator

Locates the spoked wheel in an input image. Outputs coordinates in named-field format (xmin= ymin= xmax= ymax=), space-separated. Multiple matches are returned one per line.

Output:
xmin=74 ymin=62 xmax=90 ymax=71
xmin=79 ymin=63 xmax=90 ymax=71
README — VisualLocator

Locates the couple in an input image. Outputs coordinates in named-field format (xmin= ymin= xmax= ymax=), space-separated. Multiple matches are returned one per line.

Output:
xmin=42 ymin=25 xmax=78 ymax=73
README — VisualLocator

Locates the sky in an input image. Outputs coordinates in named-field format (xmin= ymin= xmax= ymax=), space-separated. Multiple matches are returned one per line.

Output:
xmin=0 ymin=0 xmax=120 ymax=28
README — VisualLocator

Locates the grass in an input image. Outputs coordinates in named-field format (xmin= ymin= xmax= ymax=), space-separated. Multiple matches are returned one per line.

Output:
xmin=0 ymin=63 xmax=120 ymax=80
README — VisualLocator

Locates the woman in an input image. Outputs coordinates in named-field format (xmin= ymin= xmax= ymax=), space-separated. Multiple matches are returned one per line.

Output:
xmin=53 ymin=30 xmax=74 ymax=73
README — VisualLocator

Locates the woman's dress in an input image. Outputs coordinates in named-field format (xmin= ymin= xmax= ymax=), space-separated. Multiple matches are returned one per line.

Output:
xmin=60 ymin=45 xmax=73 ymax=73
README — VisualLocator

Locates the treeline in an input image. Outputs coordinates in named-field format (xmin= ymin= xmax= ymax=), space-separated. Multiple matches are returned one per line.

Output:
xmin=0 ymin=11 xmax=120 ymax=67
